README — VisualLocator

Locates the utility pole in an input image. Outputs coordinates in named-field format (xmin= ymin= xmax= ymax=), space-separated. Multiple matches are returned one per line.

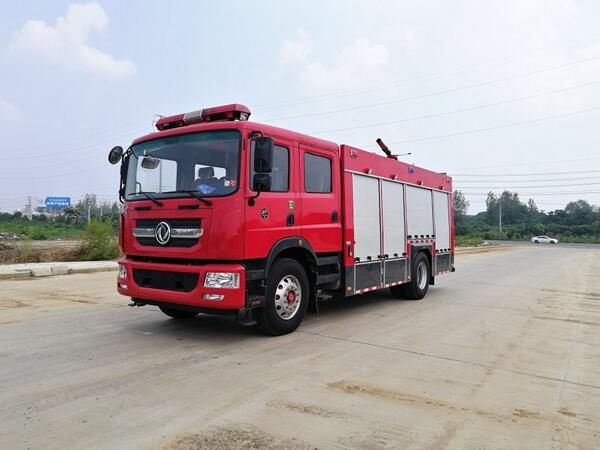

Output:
xmin=25 ymin=196 xmax=33 ymax=220
xmin=498 ymin=193 xmax=502 ymax=233
xmin=87 ymin=203 xmax=91 ymax=223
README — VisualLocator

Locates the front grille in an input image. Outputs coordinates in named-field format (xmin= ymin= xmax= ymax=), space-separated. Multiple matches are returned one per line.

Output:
xmin=136 ymin=219 xmax=200 ymax=228
xmin=132 ymin=269 xmax=198 ymax=292
xmin=134 ymin=219 xmax=201 ymax=248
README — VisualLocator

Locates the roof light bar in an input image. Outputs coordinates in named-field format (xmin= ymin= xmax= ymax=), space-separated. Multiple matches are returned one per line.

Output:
xmin=155 ymin=104 xmax=251 ymax=130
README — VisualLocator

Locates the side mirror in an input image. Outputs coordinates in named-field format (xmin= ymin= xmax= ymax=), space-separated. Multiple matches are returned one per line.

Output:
xmin=252 ymin=173 xmax=272 ymax=192
xmin=141 ymin=156 xmax=160 ymax=169
xmin=108 ymin=146 xmax=124 ymax=164
xmin=253 ymin=137 xmax=273 ymax=173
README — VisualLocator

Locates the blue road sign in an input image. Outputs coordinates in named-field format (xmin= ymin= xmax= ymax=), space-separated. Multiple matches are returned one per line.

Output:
xmin=45 ymin=197 xmax=71 ymax=209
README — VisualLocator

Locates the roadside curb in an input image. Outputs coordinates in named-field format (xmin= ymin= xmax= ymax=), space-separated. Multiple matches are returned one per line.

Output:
xmin=455 ymin=245 xmax=509 ymax=255
xmin=0 ymin=262 xmax=117 ymax=281
xmin=68 ymin=266 xmax=117 ymax=275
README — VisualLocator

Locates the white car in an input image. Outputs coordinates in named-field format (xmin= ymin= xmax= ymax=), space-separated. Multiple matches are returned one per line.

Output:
xmin=531 ymin=236 xmax=558 ymax=244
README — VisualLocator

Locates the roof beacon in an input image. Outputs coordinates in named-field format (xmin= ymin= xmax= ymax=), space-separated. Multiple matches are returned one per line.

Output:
xmin=155 ymin=104 xmax=251 ymax=131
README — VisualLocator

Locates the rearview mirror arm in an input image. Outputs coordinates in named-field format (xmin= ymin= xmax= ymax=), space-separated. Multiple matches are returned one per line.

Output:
xmin=248 ymin=160 xmax=265 ymax=207
xmin=118 ymin=149 xmax=132 ymax=203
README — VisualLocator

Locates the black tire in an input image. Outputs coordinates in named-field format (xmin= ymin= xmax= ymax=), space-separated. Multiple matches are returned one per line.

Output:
xmin=254 ymin=258 xmax=309 ymax=336
xmin=159 ymin=305 xmax=199 ymax=319
xmin=390 ymin=252 xmax=430 ymax=300
xmin=534 ymin=240 xmax=539 ymax=244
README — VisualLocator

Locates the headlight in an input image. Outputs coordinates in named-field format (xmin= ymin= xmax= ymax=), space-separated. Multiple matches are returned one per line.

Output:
xmin=118 ymin=264 xmax=127 ymax=279
xmin=204 ymin=272 xmax=240 ymax=289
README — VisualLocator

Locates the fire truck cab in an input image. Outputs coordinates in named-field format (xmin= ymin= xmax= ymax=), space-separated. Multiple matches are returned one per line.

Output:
xmin=108 ymin=104 xmax=454 ymax=335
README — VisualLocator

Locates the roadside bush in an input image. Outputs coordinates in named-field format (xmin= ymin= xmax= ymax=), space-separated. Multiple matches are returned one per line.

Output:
xmin=77 ymin=219 xmax=120 ymax=261
xmin=26 ymin=226 xmax=49 ymax=240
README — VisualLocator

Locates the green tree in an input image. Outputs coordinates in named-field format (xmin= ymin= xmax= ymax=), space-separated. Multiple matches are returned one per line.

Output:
xmin=564 ymin=200 xmax=595 ymax=225
xmin=485 ymin=191 xmax=529 ymax=226
xmin=527 ymin=198 xmax=538 ymax=214
xmin=453 ymin=190 xmax=470 ymax=217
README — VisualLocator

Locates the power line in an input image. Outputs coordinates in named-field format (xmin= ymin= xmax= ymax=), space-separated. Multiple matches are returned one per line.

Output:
xmin=0 ymin=125 xmax=151 ymax=162
xmin=455 ymin=176 xmax=600 ymax=183
xmin=255 ymin=32 xmax=600 ymax=110
xmin=308 ymin=80 xmax=600 ymax=135
xmin=453 ymin=169 xmax=600 ymax=177
xmin=462 ymin=190 xmax=600 ymax=196
xmin=467 ymin=199 xmax=574 ymax=205
xmin=448 ymin=156 xmax=600 ymax=171
xmin=371 ymin=104 xmax=600 ymax=146
xmin=5 ymin=118 xmax=151 ymax=155
xmin=456 ymin=182 xmax=600 ymax=189
xmin=262 ymin=54 xmax=600 ymax=122
xmin=0 ymin=153 xmax=106 ymax=171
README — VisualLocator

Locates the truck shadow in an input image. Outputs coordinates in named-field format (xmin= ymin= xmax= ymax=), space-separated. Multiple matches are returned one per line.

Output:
xmin=313 ymin=291 xmax=398 ymax=317
xmin=126 ymin=308 xmax=259 ymax=342
xmin=124 ymin=289 xmax=434 ymax=341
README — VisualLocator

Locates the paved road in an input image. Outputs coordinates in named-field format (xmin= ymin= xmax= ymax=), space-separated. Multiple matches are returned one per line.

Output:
xmin=1 ymin=245 xmax=599 ymax=449
xmin=488 ymin=239 xmax=600 ymax=250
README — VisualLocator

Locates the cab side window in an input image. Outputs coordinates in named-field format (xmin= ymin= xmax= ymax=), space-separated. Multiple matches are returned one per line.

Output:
xmin=304 ymin=152 xmax=332 ymax=193
xmin=250 ymin=142 xmax=289 ymax=192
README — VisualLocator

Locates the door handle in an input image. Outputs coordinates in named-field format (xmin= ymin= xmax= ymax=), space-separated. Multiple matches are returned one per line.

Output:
xmin=286 ymin=213 xmax=295 ymax=226
xmin=331 ymin=210 xmax=338 ymax=223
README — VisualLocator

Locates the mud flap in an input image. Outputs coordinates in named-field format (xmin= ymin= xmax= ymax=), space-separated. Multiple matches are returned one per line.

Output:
xmin=307 ymin=286 xmax=319 ymax=314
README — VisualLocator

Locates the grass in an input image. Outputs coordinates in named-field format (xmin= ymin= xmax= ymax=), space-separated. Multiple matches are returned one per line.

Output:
xmin=0 ymin=218 xmax=119 ymax=263
xmin=0 ymin=219 xmax=84 ymax=240
xmin=455 ymin=235 xmax=485 ymax=247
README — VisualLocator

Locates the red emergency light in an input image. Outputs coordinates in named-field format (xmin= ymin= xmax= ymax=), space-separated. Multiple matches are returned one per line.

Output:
xmin=155 ymin=104 xmax=251 ymax=131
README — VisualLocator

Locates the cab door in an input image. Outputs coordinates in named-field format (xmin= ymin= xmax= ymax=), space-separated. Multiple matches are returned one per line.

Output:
xmin=245 ymin=137 xmax=299 ymax=260
xmin=298 ymin=145 xmax=342 ymax=253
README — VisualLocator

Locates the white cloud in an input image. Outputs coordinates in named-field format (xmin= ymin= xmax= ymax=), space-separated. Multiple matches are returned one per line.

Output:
xmin=0 ymin=99 xmax=23 ymax=121
xmin=7 ymin=2 xmax=136 ymax=79
xmin=300 ymin=38 xmax=390 ymax=91
xmin=279 ymin=28 xmax=312 ymax=64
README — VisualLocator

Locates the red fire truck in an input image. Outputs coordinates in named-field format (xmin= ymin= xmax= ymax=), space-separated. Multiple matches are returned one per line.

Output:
xmin=108 ymin=104 xmax=454 ymax=335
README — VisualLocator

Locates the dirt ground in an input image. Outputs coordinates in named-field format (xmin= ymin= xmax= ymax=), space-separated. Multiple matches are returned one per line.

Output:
xmin=0 ymin=239 xmax=80 ymax=263
xmin=1 ymin=243 xmax=599 ymax=449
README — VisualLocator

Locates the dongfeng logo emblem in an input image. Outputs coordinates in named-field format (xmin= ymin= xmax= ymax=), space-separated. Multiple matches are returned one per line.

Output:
xmin=155 ymin=221 xmax=171 ymax=245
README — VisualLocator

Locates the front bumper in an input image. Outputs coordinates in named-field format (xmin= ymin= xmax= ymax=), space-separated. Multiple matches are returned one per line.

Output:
xmin=117 ymin=257 xmax=246 ymax=310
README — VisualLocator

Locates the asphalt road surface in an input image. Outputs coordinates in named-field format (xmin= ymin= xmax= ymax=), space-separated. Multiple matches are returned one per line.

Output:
xmin=1 ymin=244 xmax=599 ymax=449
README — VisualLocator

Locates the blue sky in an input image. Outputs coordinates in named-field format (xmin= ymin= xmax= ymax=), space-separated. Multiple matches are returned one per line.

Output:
xmin=1 ymin=1 xmax=600 ymax=213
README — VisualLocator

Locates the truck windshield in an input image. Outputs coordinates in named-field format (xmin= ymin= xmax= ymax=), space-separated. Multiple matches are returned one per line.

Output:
xmin=125 ymin=130 xmax=240 ymax=201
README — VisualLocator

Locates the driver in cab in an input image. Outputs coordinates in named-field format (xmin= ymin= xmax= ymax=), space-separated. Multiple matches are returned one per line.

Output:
xmin=192 ymin=167 xmax=236 ymax=196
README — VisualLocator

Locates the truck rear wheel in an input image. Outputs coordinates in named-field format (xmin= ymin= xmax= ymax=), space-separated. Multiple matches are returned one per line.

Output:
xmin=390 ymin=252 xmax=430 ymax=300
xmin=254 ymin=258 xmax=309 ymax=336
xmin=159 ymin=305 xmax=199 ymax=319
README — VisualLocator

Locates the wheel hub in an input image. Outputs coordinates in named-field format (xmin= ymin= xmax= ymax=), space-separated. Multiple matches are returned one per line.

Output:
xmin=417 ymin=262 xmax=428 ymax=290
xmin=274 ymin=275 xmax=302 ymax=320
xmin=286 ymin=290 xmax=296 ymax=304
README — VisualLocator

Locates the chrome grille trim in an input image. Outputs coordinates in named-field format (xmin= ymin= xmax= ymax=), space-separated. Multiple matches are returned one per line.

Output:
xmin=133 ymin=227 xmax=203 ymax=239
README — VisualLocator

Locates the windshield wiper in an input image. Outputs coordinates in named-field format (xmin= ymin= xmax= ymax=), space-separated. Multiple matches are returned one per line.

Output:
xmin=161 ymin=190 xmax=213 ymax=206
xmin=176 ymin=190 xmax=213 ymax=206
xmin=137 ymin=191 xmax=163 ymax=206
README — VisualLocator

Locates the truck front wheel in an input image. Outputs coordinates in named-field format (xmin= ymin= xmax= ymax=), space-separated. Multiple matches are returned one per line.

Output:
xmin=390 ymin=252 xmax=430 ymax=300
xmin=159 ymin=305 xmax=199 ymax=319
xmin=254 ymin=258 xmax=309 ymax=336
